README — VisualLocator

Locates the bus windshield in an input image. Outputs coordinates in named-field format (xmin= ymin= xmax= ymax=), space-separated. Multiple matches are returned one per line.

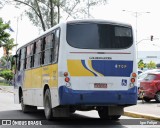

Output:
xmin=67 ymin=23 xmax=133 ymax=49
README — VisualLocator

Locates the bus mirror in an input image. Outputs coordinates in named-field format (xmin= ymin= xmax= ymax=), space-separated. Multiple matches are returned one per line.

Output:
xmin=13 ymin=55 xmax=18 ymax=63
xmin=11 ymin=55 xmax=18 ymax=70
xmin=13 ymin=55 xmax=18 ymax=58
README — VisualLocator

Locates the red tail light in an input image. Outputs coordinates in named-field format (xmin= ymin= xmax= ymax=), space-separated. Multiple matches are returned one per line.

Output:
xmin=64 ymin=72 xmax=68 ymax=77
xmin=65 ymin=77 xmax=70 ymax=82
xmin=132 ymin=73 xmax=137 ymax=77
xmin=131 ymin=78 xmax=135 ymax=83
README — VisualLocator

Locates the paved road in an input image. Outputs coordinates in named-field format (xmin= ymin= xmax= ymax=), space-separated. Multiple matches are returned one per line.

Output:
xmin=0 ymin=89 xmax=159 ymax=128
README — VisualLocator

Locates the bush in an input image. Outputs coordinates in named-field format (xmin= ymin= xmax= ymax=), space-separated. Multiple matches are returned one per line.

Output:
xmin=0 ymin=69 xmax=13 ymax=81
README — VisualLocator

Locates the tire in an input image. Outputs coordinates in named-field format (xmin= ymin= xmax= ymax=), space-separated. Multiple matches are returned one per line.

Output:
xmin=98 ymin=107 xmax=121 ymax=120
xmin=155 ymin=91 xmax=160 ymax=103
xmin=21 ymin=96 xmax=37 ymax=113
xmin=143 ymin=97 xmax=151 ymax=102
xmin=69 ymin=107 xmax=76 ymax=114
xmin=44 ymin=89 xmax=53 ymax=120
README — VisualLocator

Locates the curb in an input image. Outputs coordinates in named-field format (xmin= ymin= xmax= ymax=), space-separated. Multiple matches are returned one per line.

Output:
xmin=0 ymin=87 xmax=14 ymax=94
xmin=124 ymin=111 xmax=160 ymax=121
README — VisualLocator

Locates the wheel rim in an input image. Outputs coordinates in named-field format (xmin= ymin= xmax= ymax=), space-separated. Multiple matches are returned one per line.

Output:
xmin=45 ymin=95 xmax=51 ymax=116
xmin=21 ymin=96 xmax=24 ymax=111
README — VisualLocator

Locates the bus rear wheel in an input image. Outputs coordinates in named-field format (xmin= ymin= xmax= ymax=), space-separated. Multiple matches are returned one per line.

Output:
xmin=21 ymin=96 xmax=37 ymax=113
xmin=98 ymin=107 xmax=121 ymax=120
xmin=44 ymin=89 xmax=53 ymax=120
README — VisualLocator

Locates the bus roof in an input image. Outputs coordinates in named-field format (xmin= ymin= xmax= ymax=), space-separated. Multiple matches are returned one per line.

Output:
xmin=16 ymin=19 xmax=132 ymax=52
xmin=66 ymin=19 xmax=132 ymax=27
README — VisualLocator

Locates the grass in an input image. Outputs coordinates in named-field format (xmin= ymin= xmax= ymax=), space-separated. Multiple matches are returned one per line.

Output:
xmin=0 ymin=81 xmax=10 ymax=86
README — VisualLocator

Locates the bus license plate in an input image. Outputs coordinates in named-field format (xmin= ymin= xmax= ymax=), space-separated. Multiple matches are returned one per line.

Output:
xmin=94 ymin=83 xmax=107 ymax=88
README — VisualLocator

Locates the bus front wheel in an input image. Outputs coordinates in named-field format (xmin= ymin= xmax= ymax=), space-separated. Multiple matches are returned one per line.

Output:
xmin=44 ymin=89 xmax=53 ymax=120
xmin=21 ymin=96 xmax=37 ymax=113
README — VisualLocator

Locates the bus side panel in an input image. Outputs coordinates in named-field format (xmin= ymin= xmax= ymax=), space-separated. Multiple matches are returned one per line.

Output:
xmin=42 ymin=64 xmax=59 ymax=108
xmin=14 ymin=70 xmax=25 ymax=104
xmin=24 ymin=69 xmax=32 ymax=89
xmin=23 ymin=67 xmax=43 ymax=106
xmin=51 ymin=64 xmax=59 ymax=107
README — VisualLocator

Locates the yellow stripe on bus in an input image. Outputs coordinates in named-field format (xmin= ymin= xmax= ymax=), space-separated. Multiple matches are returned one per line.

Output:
xmin=88 ymin=60 xmax=104 ymax=76
xmin=67 ymin=60 xmax=94 ymax=76
xmin=24 ymin=64 xmax=58 ymax=89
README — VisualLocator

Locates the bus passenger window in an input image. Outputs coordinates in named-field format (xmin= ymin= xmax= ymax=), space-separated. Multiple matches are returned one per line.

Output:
xmin=20 ymin=60 xmax=25 ymax=70
xmin=17 ymin=50 xmax=21 ymax=71
xmin=26 ymin=57 xmax=31 ymax=69
xmin=26 ymin=45 xmax=31 ymax=69
xmin=33 ymin=40 xmax=42 ymax=67
xmin=41 ymin=38 xmax=45 ymax=65
xmin=45 ymin=35 xmax=52 ymax=50
xmin=34 ymin=54 xmax=41 ymax=67
xmin=35 ymin=40 xmax=41 ymax=53
xmin=21 ymin=47 xmax=26 ymax=60
xmin=43 ymin=34 xmax=53 ymax=65
xmin=53 ymin=29 xmax=60 ymax=63
xmin=20 ymin=48 xmax=26 ymax=70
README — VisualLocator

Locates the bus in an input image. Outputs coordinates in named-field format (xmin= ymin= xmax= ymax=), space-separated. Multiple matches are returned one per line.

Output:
xmin=13 ymin=19 xmax=137 ymax=120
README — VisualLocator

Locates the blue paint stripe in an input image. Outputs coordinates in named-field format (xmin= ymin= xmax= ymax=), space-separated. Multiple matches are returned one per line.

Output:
xmin=59 ymin=86 xmax=137 ymax=105
xmin=92 ymin=60 xmax=133 ymax=77
xmin=81 ymin=60 xmax=97 ymax=76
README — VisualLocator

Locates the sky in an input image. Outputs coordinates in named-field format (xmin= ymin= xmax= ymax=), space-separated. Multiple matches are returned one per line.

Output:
xmin=0 ymin=0 xmax=160 ymax=56
xmin=91 ymin=0 xmax=160 ymax=51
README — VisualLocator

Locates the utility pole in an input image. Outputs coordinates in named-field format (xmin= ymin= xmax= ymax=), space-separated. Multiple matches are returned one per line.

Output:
xmin=88 ymin=0 xmax=90 ymax=18
xmin=122 ymin=10 xmax=150 ymax=45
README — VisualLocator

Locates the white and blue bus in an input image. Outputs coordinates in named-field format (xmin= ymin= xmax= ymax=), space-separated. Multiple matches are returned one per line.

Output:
xmin=14 ymin=19 xmax=137 ymax=120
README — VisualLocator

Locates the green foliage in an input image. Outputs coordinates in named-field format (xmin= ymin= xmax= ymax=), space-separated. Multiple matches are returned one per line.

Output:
xmin=0 ymin=17 xmax=16 ymax=56
xmin=0 ymin=55 xmax=15 ymax=70
xmin=0 ymin=17 xmax=10 ymax=46
xmin=138 ymin=59 xmax=145 ymax=69
xmin=138 ymin=59 xmax=157 ymax=70
xmin=0 ymin=69 xmax=13 ymax=81
xmin=2 ymin=38 xmax=17 ymax=56
xmin=146 ymin=61 xmax=156 ymax=69
xmin=12 ymin=0 xmax=108 ymax=31
xmin=0 ymin=56 xmax=7 ymax=66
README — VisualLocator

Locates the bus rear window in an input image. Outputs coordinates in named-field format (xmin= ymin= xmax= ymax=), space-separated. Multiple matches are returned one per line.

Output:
xmin=67 ymin=23 xmax=133 ymax=49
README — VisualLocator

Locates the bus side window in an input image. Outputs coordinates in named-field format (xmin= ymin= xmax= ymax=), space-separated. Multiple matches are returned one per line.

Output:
xmin=44 ymin=34 xmax=53 ymax=64
xmin=26 ymin=45 xmax=31 ymax=69
xmin=53 ymin=29 xmax=60 ymax=63
xmin=34 ymin=40 xmax=41 ymax=67
xmin=31 ymin=43 xmax=36 ymax=67
xmin=17 ymin=50 xmax=21 ymax=71
xmin=41 ymin=37 xmax=46 ymax=65
xmin=20 ymin=47 xmax=26 ymax=71
xmin=52 ymin=31 xmax=55 ymax=62
xmin=30 ymin=43 xmax=34 ymax=68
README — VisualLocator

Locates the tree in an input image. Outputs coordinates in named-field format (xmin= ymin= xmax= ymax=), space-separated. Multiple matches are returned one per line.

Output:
xmin=0 ymin=17 xmax=16 ymax=55
xmin=0 ymin=18 xmax=11 ymax=46
xmin=2 ymin=38 xmax=17 ymax=57
xmin=8 ymin=0 xmax=107 ymax=31
xmin=138 ymin=59 xmax=145 ymax=70
xmin=146 ymin=61 xmax=156 ymax=69
xmin=0 ymin=69 xmax=14 ymax=81
xmin=0 ymin=55 xmax=15 ymax=70
xmin=0 ymin=17 xmax=17 ymax=70
xmin=0 ymin=0 xmax=7 ymax=9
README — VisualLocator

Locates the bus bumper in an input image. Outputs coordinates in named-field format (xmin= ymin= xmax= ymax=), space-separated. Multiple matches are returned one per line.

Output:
xmin=59 ymin=86 xmax=137 ymax=106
